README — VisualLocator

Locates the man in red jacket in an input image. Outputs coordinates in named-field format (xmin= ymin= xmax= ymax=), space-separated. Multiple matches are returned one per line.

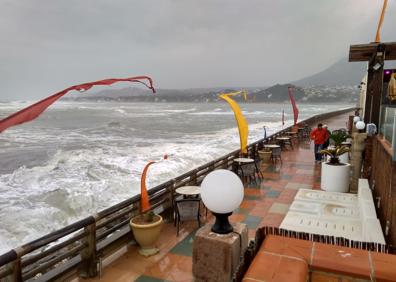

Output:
xmin=310 ymin=123 xmax=330 ymax=162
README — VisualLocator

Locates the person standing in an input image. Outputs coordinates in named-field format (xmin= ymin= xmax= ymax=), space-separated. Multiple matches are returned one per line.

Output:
xmin=322 ymin=124 xmax=331 ymax=149
xmin=310 ymin=123 xmax=329 ymax=162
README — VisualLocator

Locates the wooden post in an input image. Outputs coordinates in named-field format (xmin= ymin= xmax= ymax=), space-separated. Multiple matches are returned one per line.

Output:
xmin=164 ymin=180 xmax=176 ymax=223
xmin=6 ymin=259 xmax=22 ymax=282
xmin=80 ymin=219 xmax=98 ymax=278
xmin=365 ymin=48 xmax=385 ymax=126
xmin=191 ymin=169 xmax=199 ymax=185
xmin=348 ymin=115 xmax=354 ymax=134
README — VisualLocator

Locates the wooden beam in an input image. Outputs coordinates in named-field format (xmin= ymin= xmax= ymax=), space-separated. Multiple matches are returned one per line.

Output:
xmin=364 ymin=52 xmax=385 ymax=126
xmin=349 ymin=42 xmax=396 ymax=62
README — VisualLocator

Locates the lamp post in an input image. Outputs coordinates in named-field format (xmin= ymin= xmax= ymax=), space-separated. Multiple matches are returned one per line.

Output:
xmin=200 ymin=169 xmax=244 ymax=234
xmin=193 ymin=169 xmax=247 ymax=281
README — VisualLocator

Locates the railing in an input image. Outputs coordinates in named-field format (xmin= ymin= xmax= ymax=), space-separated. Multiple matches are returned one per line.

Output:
xmin=0 ymin=107 xmax=354 ymax=281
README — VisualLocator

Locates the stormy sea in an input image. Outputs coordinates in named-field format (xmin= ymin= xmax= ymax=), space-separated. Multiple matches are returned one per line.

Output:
xmin=0 ymin=101 xmax=351 ymax=253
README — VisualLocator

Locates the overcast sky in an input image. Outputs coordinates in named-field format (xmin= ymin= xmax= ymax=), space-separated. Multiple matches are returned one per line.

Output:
xmin=0 ymin=0 xmax=395 ymax=101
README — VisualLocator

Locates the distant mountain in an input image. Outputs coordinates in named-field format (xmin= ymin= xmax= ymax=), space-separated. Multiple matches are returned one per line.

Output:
xmin=254 ymin=84 xmax=305 ymax=102
xmin=65 ymin=58 xmax=370 ymax=103
xmin=293 ymin=58 xmax=367 ymax=87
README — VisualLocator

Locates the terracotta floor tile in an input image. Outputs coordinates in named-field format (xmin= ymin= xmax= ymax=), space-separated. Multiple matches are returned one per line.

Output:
xmin=229 ymin=213 xmax=246 ymax=222
xmin=243 ymin=252 xmax=280 ymax=281
xmin=311 ymin=243 xmax=371 ymax=279
xmin=371 ymin=251 xmax=396 ymax=282
xmin=144 ymin=253 xmax=193 ymax=281
xmin=260 ymin=213 xmax=285 ymax=227
xmin=310 ymin=271 xmax=340 ymax=282
xmin=261 ymin=235 xmax=313 ymax=262
xmin=240 ymin=200 xmax=256 ymax=209
xmin=243 ymin=252 xmax=308 ymax=282
xmin=268 ymin=203 xmax=290 ymax=214
xmin=244 ymin=188 xmax=262 ymax=196
xmin=273 ymin=256 xmax=308 ymax=282
xmin=249 ymin=208 xmax=269 ymax=218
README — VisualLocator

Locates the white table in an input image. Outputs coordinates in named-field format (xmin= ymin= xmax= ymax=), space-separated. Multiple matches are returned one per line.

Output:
xmin=234 ymin=158 xmax=254 ymax=163
xmin=276 ymin=137 xmax=291 ymax=141
xmin=175 ymin=186 xmax=201 ymax=196
xmin=263 ymin=144 xmax=281 ymax=149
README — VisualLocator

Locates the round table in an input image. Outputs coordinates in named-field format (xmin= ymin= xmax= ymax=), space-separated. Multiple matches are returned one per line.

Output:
xmin=263 ymin=144 xmax=281 ymax=149
xmin=234 ymin=158 xmax=254 ymax=163
xmin=175 ymin=186 xmax=201 ymax=196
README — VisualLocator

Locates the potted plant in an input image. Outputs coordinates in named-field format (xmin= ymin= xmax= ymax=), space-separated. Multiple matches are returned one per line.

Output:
xmin=320 ymin=129 xmax=351 ymax=193
xmin=328 ymin=129 xmax=350 ymax=163
xmin=258 ymin=147 xmax=272 ymax=163
xmin=129 ymin=156 xmax=167 ymax=257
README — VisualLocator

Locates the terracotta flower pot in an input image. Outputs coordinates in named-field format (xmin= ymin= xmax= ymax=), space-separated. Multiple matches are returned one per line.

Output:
xmin=130 ymin=214 xmax=163 ymax=257
xmin=258 ymin=150 xmax=272 ymax=163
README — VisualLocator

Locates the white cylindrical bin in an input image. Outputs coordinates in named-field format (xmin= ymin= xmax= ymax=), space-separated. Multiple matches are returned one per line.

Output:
xmin=321 ymin=162 xmax=351 ymax=193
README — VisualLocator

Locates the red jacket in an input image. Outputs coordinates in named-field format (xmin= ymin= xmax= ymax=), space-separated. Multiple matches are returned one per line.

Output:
xmin=310 ymin=128 xmax=329 ymax=145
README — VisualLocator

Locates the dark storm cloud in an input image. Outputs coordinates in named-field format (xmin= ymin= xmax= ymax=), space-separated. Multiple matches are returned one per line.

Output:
xmin=0 ymin=0 xmax=394 ymax=100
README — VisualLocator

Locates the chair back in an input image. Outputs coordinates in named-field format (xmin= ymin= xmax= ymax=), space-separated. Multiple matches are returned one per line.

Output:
xmin=272 ymin=147 xmax=281 ymax=157
xmin=240 ymin=162 xmax=256 ymax=176
xmin=175 ymin=199 xmax=201 ymax=221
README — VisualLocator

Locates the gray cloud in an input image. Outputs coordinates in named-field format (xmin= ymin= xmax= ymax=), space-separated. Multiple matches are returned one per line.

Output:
xmin=0 ymin=0 xmax=394 ymax=100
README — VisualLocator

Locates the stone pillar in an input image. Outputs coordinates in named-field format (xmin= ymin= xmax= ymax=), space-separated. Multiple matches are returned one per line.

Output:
xmin=192 ymin=222 xmax=248 ymax=282
xmin=350 ymin=132 xmax=368 ymax=193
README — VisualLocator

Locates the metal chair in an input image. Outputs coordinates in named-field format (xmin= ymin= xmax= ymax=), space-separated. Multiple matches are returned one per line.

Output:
xmin=271 ymin=147 xmax=282 ymax=164
xmin=175 ymin=198 xmax=201 ymax=236
xmin=283 ymin=137 xmax=294 ymax=150
xmin=238 ymin=162 xmax=258 ymax=184
xmin=253 ymin=153 xmax=264 ymax=179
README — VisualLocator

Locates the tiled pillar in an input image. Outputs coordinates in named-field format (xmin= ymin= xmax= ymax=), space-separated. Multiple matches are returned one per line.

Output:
xmin=192 ymin=222 xmax=248 ymax=282
xmin=350 ymin=132 xmax=368 ymax=192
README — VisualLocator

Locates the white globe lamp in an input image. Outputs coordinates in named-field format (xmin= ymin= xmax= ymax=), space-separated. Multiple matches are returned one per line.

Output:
xmin=356 ymin=121 xmax=366 ymax=130
xmin=201 ymin=169 xmax=244 ymax=234
xmin=353 ymin=116 xmax=360 ymax=123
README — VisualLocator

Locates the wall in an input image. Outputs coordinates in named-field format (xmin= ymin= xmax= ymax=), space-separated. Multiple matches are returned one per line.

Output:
xmin=369 ymin=136 xmax=396 ymax=249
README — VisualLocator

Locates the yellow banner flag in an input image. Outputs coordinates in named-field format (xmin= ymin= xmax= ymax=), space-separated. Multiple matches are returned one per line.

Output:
xmin=219 ymin=91 xmax=249 ymax=154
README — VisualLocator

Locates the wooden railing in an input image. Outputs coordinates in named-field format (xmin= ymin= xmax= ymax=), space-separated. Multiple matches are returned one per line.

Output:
xmin=0 ymin=107 xmax=354 ymax=281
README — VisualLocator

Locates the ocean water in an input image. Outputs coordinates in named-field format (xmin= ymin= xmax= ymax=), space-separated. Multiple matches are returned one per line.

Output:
xmin=0 ymin=101 xmax=351 ymax=253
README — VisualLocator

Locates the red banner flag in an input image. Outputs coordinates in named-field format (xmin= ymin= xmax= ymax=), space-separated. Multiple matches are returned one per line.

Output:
xmin=288 ymin=87 xmax=299 ymax=125
xmin=0 ymin=76 xmax=155 ymax=133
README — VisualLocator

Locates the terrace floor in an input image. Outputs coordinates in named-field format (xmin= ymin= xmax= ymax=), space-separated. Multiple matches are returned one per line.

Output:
xmin=87 ymin=112 xmax=351 ymax=282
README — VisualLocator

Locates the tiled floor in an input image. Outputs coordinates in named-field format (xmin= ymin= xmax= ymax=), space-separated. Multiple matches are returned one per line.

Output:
xmin=88 ymin=113 xmax=351 ymax=282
